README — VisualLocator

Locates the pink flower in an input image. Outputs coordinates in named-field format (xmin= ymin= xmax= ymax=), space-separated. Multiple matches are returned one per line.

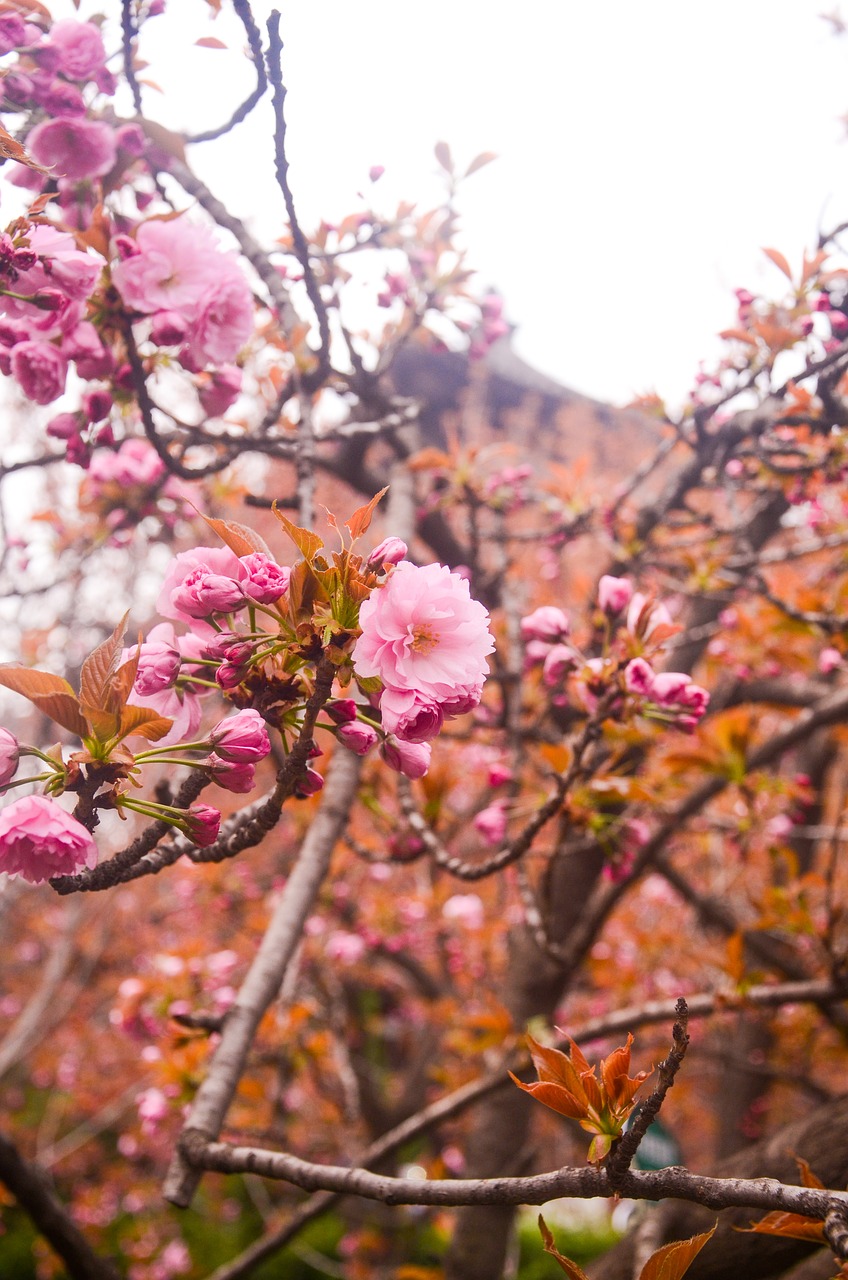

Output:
xmin=367 ymin=537 xmax=408 ymax=570
xmin=379 ymin=687 xmax=444 ymax=742
xmin=187 ymin=276 xmax=253 ymax=365
xmin=438 ymin=682 xmax=483 ymax=718
xmin=122 ymin=623 xmax=204 ymax=748
xmin=136 ymin=1086 xmax=169 ymax=1132
xmin=185 ymin=803 xmax=221 ymax=847
xmin=520 ymin=605 xmax=569 ymax=644
xmin=198 ymin=365 xmax=242 ymax=417
xmin=380 ymin=736 xmax=431 ymax=778
xmin=625 ymin=658 xmax=655 ymax=696
xmin=112 ymin=219 xmax=219 ymax=313
xmin=239 ymin=552 xmax=290 ymax=604
xmin=132 ymin=640 xmax=181 ymax=697
xmin=819 ymin=647 xmax=843 ymax=675
xmin=209 ymin=709 xmax=270 ymax=763
xmin=11 ymin=340 xmax=68 ymax=404
xmin=473 ymin=800 xmax=508 ymax=846
xmin=598 ymin=574 xmax=633 ymax=615
xmin=205 ymin=755 xmax=256 ymax=793
xmin=295 ymin=767 xmax=324 ymax=798
xmin=326 ymin=699 xmax=357 ymax=724
xmin=157 ymin=546 xmax=245 ymax=623
xmin=487 ymin=762 xmax=513 ymax=787
xmin=353 ymin=561 xmax=494 ymax=700
xmin=27 ymin=117 xmax=116 ymax=180
xmin=0 ymin=729 xmax=20 ymax=787
xmin=325 ymin=930 xmax=366 ymax=963
xmin=150 ymin=309 xmax=188 ymax=346
xmin=0 ymin=795 xmax=97 ymax=883
xmin=542 ymin=643 xmax=578 ymax=687
xmin=49 ymin=20 xmax=107 ymax=80
xmin=649 ymin=672 xmax=691 ymax=704
xmin=88 ymin=439 xmax=166 ymax=489
xmin=170 ymin=567 xmax=246 ymax=618
xmin=336 ymin=722 xmax=379 ymax=756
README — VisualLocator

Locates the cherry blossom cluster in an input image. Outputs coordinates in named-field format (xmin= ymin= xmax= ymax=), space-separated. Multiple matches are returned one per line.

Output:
xmin=351 ymin=553 xmax=496 ymax=777
xmin=0 ymin=528 xmax=496 ymax=882
xmin=522 ymin=574 xmax=709 ymax=731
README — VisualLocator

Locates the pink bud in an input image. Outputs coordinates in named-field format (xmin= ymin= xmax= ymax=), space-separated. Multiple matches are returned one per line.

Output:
xmin=336 ymin=722 xmax=379 ymax=756
xmin=0 ymin=728 xmax=20 ymax=786
xmin=295 ymin=767 xmax=324 ymax=798
xmin=326 ymin=699 xmax=357 ymax=724
xmin=209 ymin=709 xmax=271 ymax=763
xmin=380 ymin=736 xmax=431 ymax=778
xmin=185 ymin=803 xmax=221 ymax=847
xmin=598 ymin=574 xmax=633 ymax=615
xmin=520 ymin=605 xmax=569 ymax=643
xmin=367 ymin=537 xmax=408 ymax=569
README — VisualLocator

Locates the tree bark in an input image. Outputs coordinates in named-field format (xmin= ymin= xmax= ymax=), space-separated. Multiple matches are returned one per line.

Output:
xmin=588 ymin=1092 xmax=848 ymax=1280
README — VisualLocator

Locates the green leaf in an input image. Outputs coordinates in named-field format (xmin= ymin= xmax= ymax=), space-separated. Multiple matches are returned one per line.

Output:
xmin=537 ymin=1216 xmax=591 ymax=1279
xmin=345 ymin=487 xmax=389 ymax=540
xmin=639 ymin=1226 xmax=716 ymax=1280
xmin=0 ymin=666 xmax=88 ymax=737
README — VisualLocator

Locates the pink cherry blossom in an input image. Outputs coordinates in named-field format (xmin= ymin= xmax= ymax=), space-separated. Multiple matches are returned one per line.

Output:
xmin=0 ymin=729 xmax=20 ymax=787
xmin=367 ymin=537 xmax=408 ymax=569
xmin=336 ymin=722 xmax=379 ymax=756
xmin=239 ymin=552 xmax=290 ymax=604
xmin=472 ymin=800 xmax=508 ymax=846
xmin=132 ymin=640 xmax=181 ymax=697
xmin=170 ymin=567 xmax=247 ymax=618
xmin=209 ymin=709 xmax=270 ymax=763
xmin=598 ymin=574 xmax=633 ymax=615
xmin=198 ymin=365 xmax=242 ymax=417
xmin=205 ymin=755 xmax=256 ymax=793
xmin=442 ymin=893 xmax=485 ymax=929
xmin=625 ymin=657 xmax=655 ymax=696
xmin=87 ymin=439 xmax=166 ymax=489
xmin=353 ymin=561 xmax=494 ymax=700
xmin=186 ymin=276 xmax=253 ymax=365
xmin=819 ymin=646 xmax=843 ymax=674
xmin=379 ymin=687 xmax=444 ymax=742
xmin=185 ymin=803 xmax=221 ymax=847
xmin=520 ymin=605 xmax=570 ymax=643
xmin=27 ymin=117 xmax=116 ymax=180
xmin=48 ymin=20 xmax=107 ymax=80
xmin=0 ymin=795 xmax=97 ymax=883
xmin=11 ymin=340 xmax=68 ymax=403
xmin=380 ymin=736 xmax=431 ymax=778
xmin=157 ymin=546 xmax=245 ymax=623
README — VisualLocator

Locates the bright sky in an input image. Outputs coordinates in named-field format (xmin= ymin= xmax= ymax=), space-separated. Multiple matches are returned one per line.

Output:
xmin=118 ymin=2 xmax=848 ymax=406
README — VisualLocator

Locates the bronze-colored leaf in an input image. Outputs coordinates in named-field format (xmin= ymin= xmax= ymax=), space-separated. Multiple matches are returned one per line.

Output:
xmin=119 ymin=705 xmax=174 ymax=742
xmin=740 ymin=1211 xmax=826 ymax=1244
xmin=465 ymin=150 xmax=498 ymax=178
xmin=198 ymin=511 xmax=272 ymax=559
xmin=80 ymin=613 xmax=129 ymax=715
xmin=80 ymin=703 xmax=119 ymax=742
xmin=272 ymin=507 xmax=324 ymax=563
xmin=762 ymin=246 xmax=793 ymax=282
xmin=195 ymin=35 xmax=227 ymax=47
xmin=345 ymin=487 xmax=389 ymax=540
xmin=793 ymin=1155 xmax=826 ymax=1189
xmin=0 ymin=667 xmax=88 ymax=736
xmin=112 ymin=650 xmax=141 ymax=709
xmin=537 ymin=1215 xmax=591 ymax=1279
xmin=638 ymin=1226 xmax=716 ymax=1280
xmin=0 ymin=123 xmax=51 ymax=175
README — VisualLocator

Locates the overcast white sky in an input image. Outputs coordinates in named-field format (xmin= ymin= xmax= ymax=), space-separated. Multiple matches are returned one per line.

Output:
xmin=130 ymin=1 xmax=848 ymax=407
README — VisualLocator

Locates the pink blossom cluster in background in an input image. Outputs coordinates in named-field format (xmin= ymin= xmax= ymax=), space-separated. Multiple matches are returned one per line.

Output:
xmin=522 ymin=574 xmax=709 ymax=731
xmin=353 ymin=558 xmax=495 ymax=777
xmin=0 ymin=794 xmax=97 ymax=882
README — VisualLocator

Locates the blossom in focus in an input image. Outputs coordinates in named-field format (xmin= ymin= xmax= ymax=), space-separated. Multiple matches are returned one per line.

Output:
xmin=157 ymin=546 xmax=245 ymax=623
xmin=132 ymin=640 xmax=181 ymax=697
xmin=239 ymin=552 xmax=290 ymax=604
xmin=209 ymin=709 xmax=271 ymax=763
xmin=379 ymin=736 xmax=431 ymax=778
xmin=379 ymin=686 xmax=444 ymax=742
xmin=205 ymin=756 xmax=256 ymax=794
xmin=0 ymin=795 xmax=97 ymax=883
xmin=336 ymin=721 xmax=379 ymax=756
xmin=353 ymin=561 xmax=494 ymax=700
xmin=184 ymin=803 xmax=221 ymax=847
xmin=0 ymin=729 xmax=20 ymax=787
xmin=170 ymin=567 xmax=247 ymax=619
xmin=367 ymin=536 xmax=408 ymax=569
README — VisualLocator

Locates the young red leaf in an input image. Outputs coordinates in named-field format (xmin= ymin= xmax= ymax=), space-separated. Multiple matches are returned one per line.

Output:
xmin=465 ymin=151 xmax=498 ymax=178
xmin=345 ymin=486 xmax=389 ymax=540
xmin=79 ymin=703 xmax=119 ymax=743
xmin=0 ymin=667 xmax=88 ymax=737
xmin=537 ymin=1215 xmax=591 ymax=1279
xmin=272 ymin=507 xmax=324 ymax=563
xmin=638 ymin=1226 xmax=716 ymax=1280
xmin=195 ymin=35 xmax=227 ymax=47
xmin=0 ymin=123 xmax=51 ymax=175
xmin=762 ymin=246 xmax=793 ymax=282
xmin=79 ymin=613 xmax=129 ymax=716
xmin=119 ymin=706 xmax=174 ymax=742
xmin=740 ymin=1211 xmax=826 ymax=1244
xmin=198 ymin=512 xmax=273 ymax=559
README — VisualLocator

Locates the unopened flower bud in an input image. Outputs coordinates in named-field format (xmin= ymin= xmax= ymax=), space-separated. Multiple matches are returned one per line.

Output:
xmin=184 ymin=803 xmax=221 ymax=847
xmin=367 ymin=537 xmax=408 ymax=570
